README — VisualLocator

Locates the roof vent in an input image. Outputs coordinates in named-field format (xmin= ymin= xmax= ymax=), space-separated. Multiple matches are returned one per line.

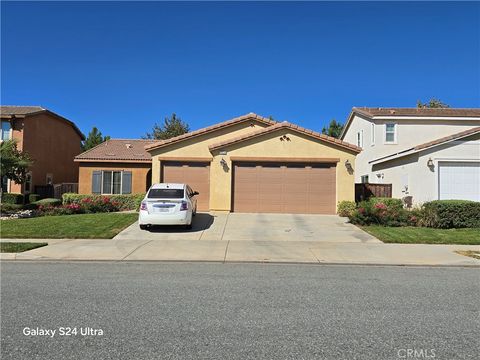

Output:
xmin=390 ymin=110 xmax=396 ymax=114
xmin=106 ymin=153 xmax=115 ymax=156
xmin=125 ymin=143 xmax=133 ymax=149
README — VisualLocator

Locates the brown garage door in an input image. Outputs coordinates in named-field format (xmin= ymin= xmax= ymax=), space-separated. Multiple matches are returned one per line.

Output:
xmin=233 ymin=162 xmax=336 ymax=214
xmin=162 ymin=162 xmax=210 ymax=211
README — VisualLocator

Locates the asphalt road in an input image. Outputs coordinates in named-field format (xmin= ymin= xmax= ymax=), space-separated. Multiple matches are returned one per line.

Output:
xmin=1 ymin=262 xmax=479 ymax=360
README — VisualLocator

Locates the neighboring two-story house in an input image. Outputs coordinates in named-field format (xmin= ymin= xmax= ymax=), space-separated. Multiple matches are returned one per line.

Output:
xmin=0 ymin=106 xmax=85 ymax=196
xmin=341 ymin=107 xmax=480 ymax=203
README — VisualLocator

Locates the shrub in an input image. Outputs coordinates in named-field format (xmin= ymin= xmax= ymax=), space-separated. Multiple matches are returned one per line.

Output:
xmin=337 ymin=201 xmax=356 ymax=217
xmin=34 ymin=198 xmax=62 ymax=206
xmin=0 ymin=203 xmax=23 ymax=214
xmin=37 ymin=203 xmax=84 ymax=216
xmin=369 ymin=197 xmax=403 ymax=211
xmin=28 ymin=194 xmax=40 ymax=203
xmin=349 ymin=198 xmax=410 ymax=227
xmin=62 ymin=193 xmax=145 ymax=211
xmin=1 ymin=193 xmax=24 ymax=204
xmin=421 ymin=200 xmax=480 ymax=228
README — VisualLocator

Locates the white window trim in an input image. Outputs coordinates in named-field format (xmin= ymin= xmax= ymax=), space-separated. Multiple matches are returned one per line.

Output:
xmin=384 ymin=122 xmax=397 ymax=144
xmin=371 ymin=123 xmax=375 ymax=146
xmin=101 ymin=170 xmax=123 ymax=195
xmin=0 ymin=120 xmax=12 ymax=142
xmin=357 ymin=130 xmax=364 ymax=148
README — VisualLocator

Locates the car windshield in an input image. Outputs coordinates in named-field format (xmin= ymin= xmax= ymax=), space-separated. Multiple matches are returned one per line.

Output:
xmin=147 ymin=188 xmax=184 ymax=199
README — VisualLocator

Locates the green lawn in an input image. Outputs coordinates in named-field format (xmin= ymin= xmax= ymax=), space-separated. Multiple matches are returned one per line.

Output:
xmin=0 ymin=213 xmax=138 ymax=239
xmin=1 ymin=242 xmax=47 ymax=253
xmin=362 ymin=225 xmax=480 ymax=245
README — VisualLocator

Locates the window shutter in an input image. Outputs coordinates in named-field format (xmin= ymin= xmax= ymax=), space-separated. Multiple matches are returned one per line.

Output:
xmin=92 ymin=171 xmax=102 ymax=194
xmin=122 ymin=171 xmax=132 ymax=194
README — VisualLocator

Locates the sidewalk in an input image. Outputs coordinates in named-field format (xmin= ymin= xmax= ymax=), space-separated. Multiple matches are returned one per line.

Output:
xmin=1 ymin=238 xmax=479 ymax=266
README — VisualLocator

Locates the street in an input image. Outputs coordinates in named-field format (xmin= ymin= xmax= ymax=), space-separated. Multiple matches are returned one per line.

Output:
xmin=1 ymin=262 xmax=479 ymax=360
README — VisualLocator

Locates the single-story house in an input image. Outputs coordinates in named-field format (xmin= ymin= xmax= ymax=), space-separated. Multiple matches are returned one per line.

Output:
xmin=74 ymin=139 xmax=156 ymax=195
xmin=75 ymin=113 xmax=361 ymax=214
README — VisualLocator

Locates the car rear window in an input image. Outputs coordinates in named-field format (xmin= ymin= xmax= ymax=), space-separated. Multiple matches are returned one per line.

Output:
xmin=147 ymin=188 xmax=184 ymax=199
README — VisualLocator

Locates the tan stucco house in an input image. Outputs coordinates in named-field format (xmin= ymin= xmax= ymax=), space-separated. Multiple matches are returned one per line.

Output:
xmin=76 ymin=113 xmax=361 ymax=214
xmin=1 ymin=106 xmax=85 ymax=196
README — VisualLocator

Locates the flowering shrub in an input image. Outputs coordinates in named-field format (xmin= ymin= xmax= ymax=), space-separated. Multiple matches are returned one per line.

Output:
xmin=349 ymin=199 xmax=412 ymax=227
xmin=37 ymin=203 xmax=85 ymax=216
xmin=62 ymin=193 xmax=144 ymax=211
xmin=79 ymin=196 xmax=121 ymax=213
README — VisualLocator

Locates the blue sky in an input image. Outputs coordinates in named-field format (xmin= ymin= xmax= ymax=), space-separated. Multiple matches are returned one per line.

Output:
xmin=2 ymin=1 xmax=479 ymax=138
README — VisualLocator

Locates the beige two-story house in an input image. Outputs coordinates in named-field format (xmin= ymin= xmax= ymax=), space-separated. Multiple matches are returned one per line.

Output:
xmin=341 ymin=107 xmax=480 ymax=203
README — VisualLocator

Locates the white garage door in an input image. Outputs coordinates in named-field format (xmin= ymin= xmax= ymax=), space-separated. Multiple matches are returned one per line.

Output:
xmin=438 ymin=162 xmax=480 ymax=201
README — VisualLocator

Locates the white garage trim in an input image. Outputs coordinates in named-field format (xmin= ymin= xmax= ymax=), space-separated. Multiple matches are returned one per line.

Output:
xmin=436 ymin=159 xmax=480 ymax=201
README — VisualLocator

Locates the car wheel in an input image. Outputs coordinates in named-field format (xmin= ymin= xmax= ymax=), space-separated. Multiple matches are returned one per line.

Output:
xmin=139 ymin=224 xmax=149 ymax=230
xmin=185 ymin=223 xmax=192 ymax=230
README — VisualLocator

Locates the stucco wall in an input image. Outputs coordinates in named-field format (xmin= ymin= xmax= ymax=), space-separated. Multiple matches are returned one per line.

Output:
xmin=343 ymin=114 xmax=480 ymax=182
xmin=7 ymin=113 xmax=83 ymax=194
xmin=149 ymin=122 xmax=357 ymax=212
xmin=150 ymin=120 xmax=271 ymax=185
xmin=78 ymin=162 xmax=151 ymax=194
xmin=372 ymin=133 xmax=480 ymax=204
xmin=22 ymin=113 xmax=83 ymax=191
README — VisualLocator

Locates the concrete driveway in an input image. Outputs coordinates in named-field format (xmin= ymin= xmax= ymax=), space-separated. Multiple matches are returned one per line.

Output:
xmin=114 ymin=212 xmax=380 ymax=243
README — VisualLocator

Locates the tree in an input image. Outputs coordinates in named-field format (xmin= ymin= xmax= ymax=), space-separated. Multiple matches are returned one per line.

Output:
xmin=416 ymin=98 xmax=450 ymax=108
xmin=0 ymin=139 xmax=32 ymax=193
xmin=321 ymin=119 xmax=344 ymax=138
xmin=144 ymin=113 xmax=190 ymax=140
xmin=82 ymin=127 xmax=110 ymax=151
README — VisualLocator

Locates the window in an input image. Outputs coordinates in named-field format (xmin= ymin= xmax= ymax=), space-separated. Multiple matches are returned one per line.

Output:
xmin=385 ymin=123 xmax=396 ymax=143
xmin=46 ymin=173 xmax=53 ymax=185
xmin=1 ymin=176 xmax=8 ymax=193
xmin=1 ymin=121 xmax=11 ymax=141
xmin=102 ymin=171 xmax=122 ymax=194
xmin=147 ymin=188 xmax=184 ymax=199
xmin=371 ymin=123 xmax=375 ymax=145
xmin=24 ymin=172 xmax=32 ymax=193
xmin=361 ymin=175 xmax=369 ymax=184
xmin=356 ymin=130 xmax=363 ymax=148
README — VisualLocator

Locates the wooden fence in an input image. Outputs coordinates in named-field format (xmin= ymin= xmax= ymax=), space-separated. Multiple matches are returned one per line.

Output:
xmin=54 ymin=183 xmax=78 ymax=199
xmin=355 ymin=183 xmax=392 ymax=202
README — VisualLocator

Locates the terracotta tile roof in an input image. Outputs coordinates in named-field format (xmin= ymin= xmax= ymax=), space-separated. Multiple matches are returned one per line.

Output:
xmin=414 ymin=126 xmax=480 ymax=151
xmin=209 ymin=121 xmax=362 ymax=153
xmin=1 ymin=105 xmax=85 ymax=140
xmin=1 ymin=105 xmax=45 ymax=115
xmin=353 ymin=107 xmax=480 ymax=118
xmin=144 ymin=113 xmax=276 ymax=151
xmin=75 ymin=139 xmax=156 ymax=162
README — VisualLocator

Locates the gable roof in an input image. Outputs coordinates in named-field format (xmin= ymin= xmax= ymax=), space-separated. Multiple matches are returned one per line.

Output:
xmin=209 ymin=121 xmax=362 ymax=153
xmin=1 ymin=105 xmax=85 ymax=140
xmin=75 ymin=139 xmax=156 ymax=163
xmin=144 ymin=113 xmax=276 ymax=151
xmin=353 ymin=107 xmax=480 ymax=118
xmin=340 ymin=107 xmax=480 ymax=139
xmin=369 ymin=126 xmax=480 ymax=165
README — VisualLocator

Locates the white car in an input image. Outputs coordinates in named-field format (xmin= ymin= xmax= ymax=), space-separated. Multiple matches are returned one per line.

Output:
xmin=139 ymin=183 xmax=199 ymax=230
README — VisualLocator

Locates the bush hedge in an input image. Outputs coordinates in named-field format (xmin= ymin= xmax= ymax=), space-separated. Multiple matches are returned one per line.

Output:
xmin=62 ymin=193 xmax=145 ymax=211
xmin=28 ymin=194 xmax=40 ymax=203
xmin=33 ymin=198 xmax=62 ymax=206
xmin=368 ymin=197 xmax=403 ymax=211
xmin=421 ymin=200 xmax=480 ymax=228
xmin=337 ymin=201 xmax=356 ymax=217
xmin=1 ymin=193 xmax=24 ymax=204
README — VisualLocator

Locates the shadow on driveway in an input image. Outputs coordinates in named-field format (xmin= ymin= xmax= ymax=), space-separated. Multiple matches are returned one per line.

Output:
xmin=144 ymin=213 xmax=214 ymax=233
